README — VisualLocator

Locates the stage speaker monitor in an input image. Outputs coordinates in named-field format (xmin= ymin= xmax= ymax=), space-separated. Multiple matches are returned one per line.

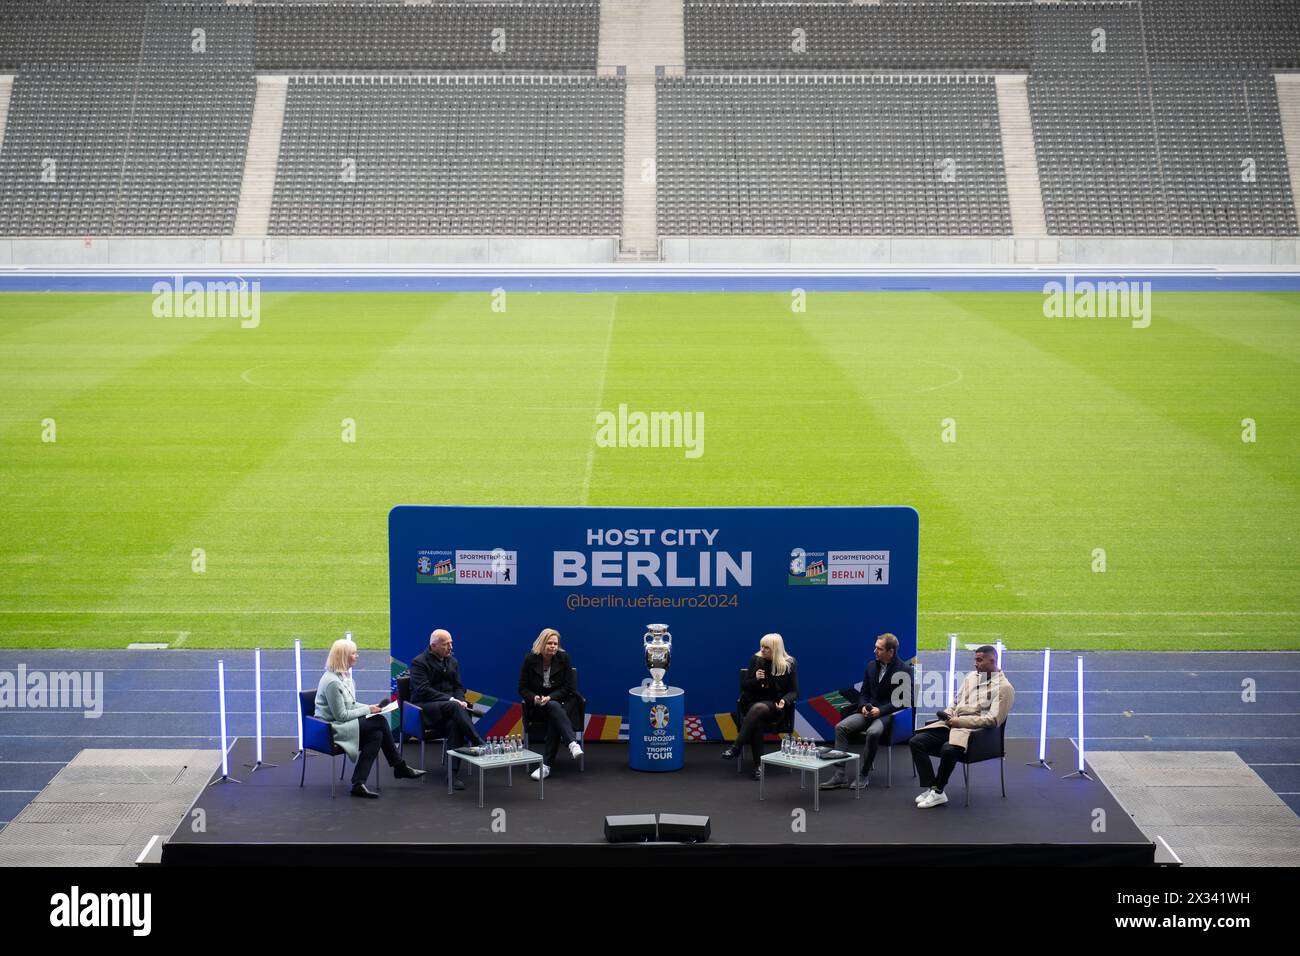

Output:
xmin=604 ymin=814 xmax=658 ymax=843
xmin=657 ymin=813 xmax=711 ymax=843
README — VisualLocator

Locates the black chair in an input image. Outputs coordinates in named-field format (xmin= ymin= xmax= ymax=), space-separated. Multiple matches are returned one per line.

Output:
xmin=396 ymin=674 xmax=449 ymax=771
xmin=521 ymin=667 xmax=586 ymax=771
xmin=730 ymin=667 xmax=797 ymax=772
xmin=955 ymin=721 xmax=1007 ymax=806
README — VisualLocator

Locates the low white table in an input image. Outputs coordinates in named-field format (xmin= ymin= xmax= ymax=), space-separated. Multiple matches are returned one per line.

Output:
xmin=446 ymin=748 xmax=545 ymax=808
xmin=759 ymin=751 xmax=862 ymax=812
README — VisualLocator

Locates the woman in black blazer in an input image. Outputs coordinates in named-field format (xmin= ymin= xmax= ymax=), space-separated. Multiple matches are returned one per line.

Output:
xmin=722 ymin=633 xmax=798 ymax=779
xmin=518 ymin=628 xmax=584 ymax=779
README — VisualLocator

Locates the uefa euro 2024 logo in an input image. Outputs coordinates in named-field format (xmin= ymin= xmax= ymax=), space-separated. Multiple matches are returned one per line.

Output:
xmin=649 ymin=704 xmax=670 ymax=730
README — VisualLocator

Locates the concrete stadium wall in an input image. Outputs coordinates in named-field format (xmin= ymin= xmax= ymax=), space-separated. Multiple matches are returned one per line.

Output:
xmin=660 ymin=236 xmax=1300 ymax=267
xmin=0 ymin=235 xmax=1297 ymax=268
xmin=0 ymin=236 xmax=619 ymax=267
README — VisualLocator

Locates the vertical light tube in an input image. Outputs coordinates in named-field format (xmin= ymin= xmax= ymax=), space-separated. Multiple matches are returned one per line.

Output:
xmin=294 ymin=638 xmax=303 ymax=751
xmin=217 ymin=659 xmax=229 ymax=778
xmin=253 ymin=647 xmax=263 ymax=765
xmin=914 ymin=660 xmax=923 ymax=718
xmin=1076 ymin=656 xmax=1085 ymax=773
xmin=1038 ymin=647 xmax=1051 ymax=763
xmin=946 ymin=633 xmax=957 ymax=707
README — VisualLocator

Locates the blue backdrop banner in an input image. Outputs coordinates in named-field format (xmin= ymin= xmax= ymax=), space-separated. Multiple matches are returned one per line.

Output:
xmin=388 ymin=506 xmax=919 ymax=741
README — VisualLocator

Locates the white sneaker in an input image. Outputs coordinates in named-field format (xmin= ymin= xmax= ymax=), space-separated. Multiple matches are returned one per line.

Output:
xmin=915 ymin=789 xmax=932 ymax=804
xmin=568 ymin=741 xmax=584 ymax=759
xmin=530 ymin=764 xmax=551 ymax=781
xmin=918 ymin=789 xmax=948 ymax=809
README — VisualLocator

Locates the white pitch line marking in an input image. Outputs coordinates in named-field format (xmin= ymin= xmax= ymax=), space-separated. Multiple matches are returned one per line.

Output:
xmin=914 ymin=359 xmax=964 ymax=393
xmin=921 ymin=611 xmax=1299 ymax=616
xmin=0 ymin=610 xmax=388 ymax=615
xmin=1 ymin=609 xmax=1294 ymax=616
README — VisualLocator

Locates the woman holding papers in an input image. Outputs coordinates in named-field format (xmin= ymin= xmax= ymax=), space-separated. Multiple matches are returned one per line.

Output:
xmin=315 ymin=637 xmax=425 ymax=798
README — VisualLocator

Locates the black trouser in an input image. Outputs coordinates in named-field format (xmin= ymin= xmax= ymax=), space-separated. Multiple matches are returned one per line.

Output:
xmin=909 ymin=727 xmax=962 ymax=791
xmin=353 ymin=714 xmax=402 ymax=786
xmin=735 ymin=701 xmax=783 ymax=766
xmin=533 ymin=699 xmax=579 ymax=766
xmin=420 ymin=699 xmax=483 ymax=753
xmin=833 ymin=712 xmax=889 ymax=775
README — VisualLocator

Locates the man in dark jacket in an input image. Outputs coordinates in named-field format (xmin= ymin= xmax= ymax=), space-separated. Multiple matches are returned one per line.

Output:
xmin=822 ymin=633 xmax=914 ymax=790
xmin=410 ymin=629 xmax=484 ymax=787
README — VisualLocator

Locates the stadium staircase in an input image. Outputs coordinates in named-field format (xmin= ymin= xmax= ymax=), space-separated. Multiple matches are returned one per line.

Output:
xmin=233 ymin=75 xmax=288 ymax=237
xmin=994 ymin=74 xmax=1047 ymax=237
xmin=1275 ymin=74 xmax=1300 ymax=232
xmin=0 ymin=75 xmax=12 ymax=152
xmin=600 ymin=0 xmax=684 ymax=261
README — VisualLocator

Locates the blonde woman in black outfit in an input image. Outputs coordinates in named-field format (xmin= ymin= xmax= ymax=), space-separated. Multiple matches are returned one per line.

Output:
xmin=721 ymin=633 xmax=798 ymax=779
xmin=518 ymin=627 xmax=584 ymax=780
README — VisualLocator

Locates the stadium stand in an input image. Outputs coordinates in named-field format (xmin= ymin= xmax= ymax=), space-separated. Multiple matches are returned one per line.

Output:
xmin=676 ymin=0 xmax=1298 ymax=238
xmin=1152 ymin=74 xmax=1296 ymax=237
xmin=0 ymin=0 xmax=149 ymax=70
xmin=1025 ymin=3 xmax=1166 ymax=236
xmin=1027 ymin=2 xmax=1298 ymax=236
xmin=116 ymin=3 xmax=255 ymax=235
xmin=253 ymin=2 xmax=599 ymax=72
xmin=656 ymin=74 xmax=1010 ymax=235
xmin=683 ymin=2 xmax=1031 ymax=72
xmin=0 ymin=66 xmax=137 ymax=235
xmin=0 ymin=2 xmax=255 ymax=236
xmin=1141 ymin=0 xmax=1300 ymax=72
xmin=268 ymin=74 xmax=624 ymax=235
xmin=0 ymin=0 xmax=1297 ymax=243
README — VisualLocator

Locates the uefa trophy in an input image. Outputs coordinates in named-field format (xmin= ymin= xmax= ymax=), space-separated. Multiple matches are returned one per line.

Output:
xmin=643 ymin=623 xmax=672 ymax=696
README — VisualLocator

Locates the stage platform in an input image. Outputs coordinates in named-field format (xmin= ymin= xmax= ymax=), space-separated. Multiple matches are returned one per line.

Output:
xmin=162 ymin=737 xmax=1155 ymax=866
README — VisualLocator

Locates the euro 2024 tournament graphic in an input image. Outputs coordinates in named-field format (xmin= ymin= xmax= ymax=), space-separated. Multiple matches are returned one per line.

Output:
xmin=649 ymin=704 xmax=670 ymax=730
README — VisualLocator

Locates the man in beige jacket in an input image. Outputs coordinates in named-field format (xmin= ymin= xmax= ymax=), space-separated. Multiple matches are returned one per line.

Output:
xmin=910 ymin=645 xmax=1014 ymax=808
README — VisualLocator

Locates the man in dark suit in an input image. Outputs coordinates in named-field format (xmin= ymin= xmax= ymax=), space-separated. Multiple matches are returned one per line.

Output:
xmin=410 ymin=628 xmax=484 ymax=788
xmin=821 ymin=633 xmax=914 ymax=790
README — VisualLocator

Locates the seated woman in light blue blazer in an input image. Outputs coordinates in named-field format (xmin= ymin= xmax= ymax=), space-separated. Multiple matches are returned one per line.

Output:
xmin=315 ymin=637 xmax=424 ymax=797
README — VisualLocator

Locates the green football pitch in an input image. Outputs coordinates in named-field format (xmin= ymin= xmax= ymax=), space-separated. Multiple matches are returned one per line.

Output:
xmin=1 ymin=290 xmax=1296 ymax=651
